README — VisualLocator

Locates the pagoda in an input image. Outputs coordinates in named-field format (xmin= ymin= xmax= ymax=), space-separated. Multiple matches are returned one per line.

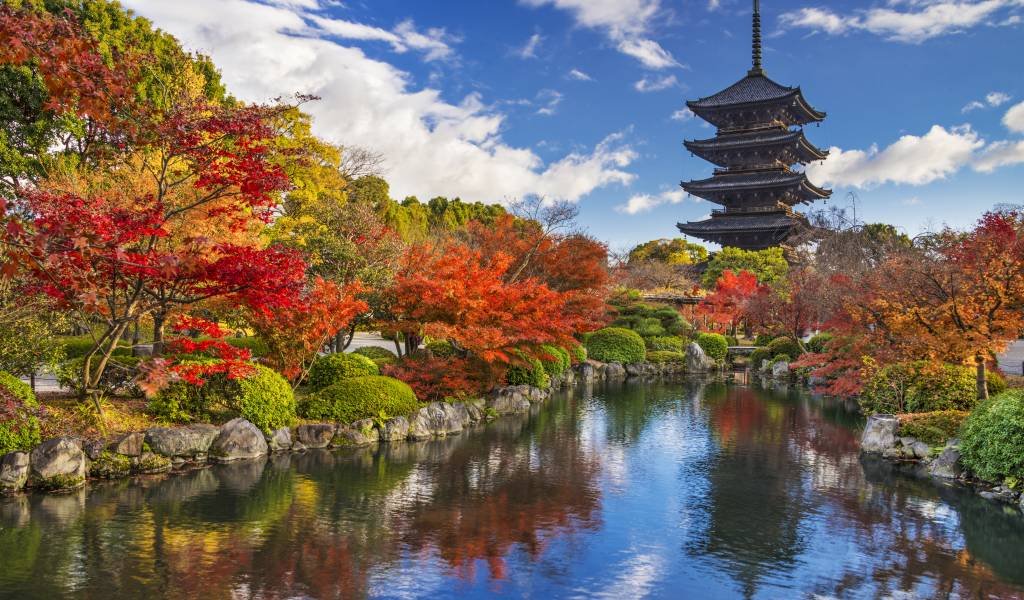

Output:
xmin=677 ymin=0 xmax=830 ymax=250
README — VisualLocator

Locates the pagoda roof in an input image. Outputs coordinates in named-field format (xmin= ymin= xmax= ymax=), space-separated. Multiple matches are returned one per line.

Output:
xmin=682 ymin=170 xmax=831 ymax=203
xmin=687 ymin=74 xmax=825 ymax=125
xmin=677 ymin=211 xmax=806 ymax=234
xmin=684 ymin=128 xmax=828 ymax=165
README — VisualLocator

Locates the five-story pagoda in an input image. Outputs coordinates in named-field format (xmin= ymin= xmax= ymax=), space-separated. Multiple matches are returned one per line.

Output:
xmin=678 ymin=0 xmax=830 ymax=250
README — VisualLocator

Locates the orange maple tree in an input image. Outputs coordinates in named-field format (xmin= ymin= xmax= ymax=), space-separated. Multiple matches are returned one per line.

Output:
xmin=697 ymin=269 xmax=762 ymax=334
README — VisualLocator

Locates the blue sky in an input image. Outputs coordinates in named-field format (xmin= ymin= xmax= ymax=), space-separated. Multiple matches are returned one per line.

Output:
xmin=125 ymin=0 xmax=1024 ymax=251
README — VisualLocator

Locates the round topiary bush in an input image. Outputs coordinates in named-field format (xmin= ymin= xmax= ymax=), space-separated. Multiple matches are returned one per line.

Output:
xmin=0 ymin=371 xmax=41 ymax=455
xmin=960 ymin=390 xmax=1024 ymax=482
xmin=225 ymin=336 xmax=270 ymax=358
xmin=898 ymin=410 xmax=968 ymax=446
xmin=299 ymin=376 xmax=419 ymax=424
xmin=771 ymin=354 xmax=791 ymax=365
xmin=645 ymin=351 xmax=685 ymax=364
xmin=235 ymin=365 xmax=296 ymax=433
xmin=506 ymin=355 xmax=550 ymax=388
xmin=308 ymin=353 xmax=379 ymax=391
xmin=748 ymin=347 xmax=772 ymax=370
xmin=353 ymin=345 xmax=398 ymax=368
xmin=807 ymin=332 xmax=834 ymax=354
xmin=695 ymin=333 xmax=728 ymax=363
xmin=646 ymin=336 xmax=685 ymax=353
xmin=767 ymin=337 xmax=801 ymax=359
xmin=585 ymin=327 xmax=646 ymax=364
xmin=859 ymin=361 xmax=977 ymax=415
xmin=538 ymin=345 xmax=570 ymax=378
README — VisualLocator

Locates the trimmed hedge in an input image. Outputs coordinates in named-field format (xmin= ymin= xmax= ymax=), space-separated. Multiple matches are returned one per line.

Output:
xmin=225 ymin=336 xmax=270 ymax=358
xmin=860 ymin=361 xmax=977 ymax=415
xmin=569 ymin=344 xmax=587 ymax=364
xmin=538 ymin=345 xmax=570 ymax=378
xmin=899 ymin=410 xmax=968 ymax=446
xmin=987 ymin=371 xmax=1007 ymax=397
xmin=646 ymin=351 xmax=685 ymax=364
xmin=807 ymin=333 xmax=834 ymax=354
xmin=308 ymin=353 xmax=379 ymax=391
xmin=585 ymin=327 xmax=646 ymax=364
xmin=148 ymin=364 xmax=295 ymax=433
xmin=353 ymin=346 xmax=398 ymax=368
xmin=960 ymin=390 xmax=1024 ymax=482
xmin=0 ymin=371 xmax=41 ymax=455
xmin=749 ymin=347 xmax=771 ymax=370
xmin=646 ymin=336 xmax=685 ymax=353
xmin=507 ymin=355 xmax=549 ymax=388
xmin=767 ymin=337 xmax=801 ymax=359
xmin=58 ymin=336 xmax=132 ymax=360
xmin=695 ymin=333 xmax=728 ymax=363
xmin=299 ymin=376 xmax=419 ymax=424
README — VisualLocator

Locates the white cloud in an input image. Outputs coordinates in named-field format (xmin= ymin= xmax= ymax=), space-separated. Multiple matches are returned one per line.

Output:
xmin=962 ymin=100 xmax=986 ymax=113
xmin=520 ymin=0 xmax=680 ymax=69
xmin=987 ymin=91 xmax=1013 ymax=107
xmin=616 ymin=188 xmax=686 ymax=214
xmin=516 ymin=32 xmax=544 ymax=58
xmin=568 ymin=68 xmax=594 ymax=81
xmin=634 ymin=74 xmax=678 ymax=93
xmin=535 ymin=89 xmax=564 ymax=116
xmin=1004 ymin=100 xmax=1024 ymax=133
xmin=310 ymin=15 xmax=455 ymax=61
xmin=806 ymin=125 xmax=984 ymax=187
xmin=974 ymin=140 xmax=1024 ymax=171
xmin=708 ymin=0 xmax=721 ymax=10
xmin=123 ymin=0 xmax=637 ymax=204
xmin=671 ymin=107 xmax=695 ymax=121
xmin=780 ymin=1 xmax=1024 ymax=43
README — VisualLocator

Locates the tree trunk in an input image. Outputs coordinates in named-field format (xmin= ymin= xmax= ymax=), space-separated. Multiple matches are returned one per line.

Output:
xmin=152 ymin=311 xmax=166 ymax=356
xmin=976 ymin=354 xmax=989 ymax=401
xmin=341 ymin=322 xmax=357 ymax=351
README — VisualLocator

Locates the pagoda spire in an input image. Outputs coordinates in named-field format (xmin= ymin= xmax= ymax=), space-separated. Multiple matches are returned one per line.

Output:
xmin=749 ymin=0 xmax=764 ymax=76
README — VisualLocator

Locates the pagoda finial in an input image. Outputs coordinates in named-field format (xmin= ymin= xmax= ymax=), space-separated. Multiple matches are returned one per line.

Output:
xmin=749 ymin=0 xmax=764 ymax=76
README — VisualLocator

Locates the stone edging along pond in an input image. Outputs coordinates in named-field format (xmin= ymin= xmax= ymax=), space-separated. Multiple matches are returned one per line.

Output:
xmin=3 ymin=357 xmax=710 ymax=496
xmin=860 ymin=414 xmax=1024 ymax=513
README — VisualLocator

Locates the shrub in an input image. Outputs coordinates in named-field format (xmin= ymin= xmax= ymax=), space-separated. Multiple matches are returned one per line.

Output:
xmin=859 ymin=361 xmax=977 ymax=415
xmin=148 ymin=365 xmax=295 ymax=433
xmin=569 ymin=343 xmax=587 ymax=364
xmin=807 ymin=333 xmax=834 ymax=354
xmin=299 ymin=376 xmax=419 ymax=424
xmin=898 ymin=411 xmax=968 ymax=446
xmin=646 ymin=336 xmax=685 ymax=353
xmin=960 ymin=390 xmax=1024 ymax=482
xmin=307 ymin=353 xmax=379 ymax=391
xmin=753 ymin=334 xmax=773 ymax=346
xmin=225 ymin=336 xmax=269 ymax=358
xmin=749 ymin=347 xmax=771 ymax=370
xmin=771 ymin=354 xmax=791 ymax=365
xmin=767 ymin=337 xmax=801 ymax=359
xmin=0 ymin=371 xmax=41 ymax=455
xmin=695 ymin=333 xmax=728 ymax=363
xmin=538 ymin=345 xmax=570 ymax=378
xmin=426 ymin=339 xmax=456 ymax=358
xmin=987 ymin=371 xmax=1007 ymax=397
xmin=353 ymin=346 xmax=397 ymax=361
xmin=611 ymin=302 xmax=690 ymax=338
xmin=58 ymin=336 xmax=133 ymax=360
xmin=506 ymin=355 xmax=549 ymax=388
xmin=57 ymin=355 xmax=144 ymax=396
xmin=383 ymin=355 xmax=486 ymax=402
xmin=585 ymin=327 xmax=646 ymax=364
xmin=724 ymin=335 xmax=739 ymax=347
xmin=632 ymin=318 xmax=667 ymax=338
xmin=646 ymin=351 xmax=685 ymax=364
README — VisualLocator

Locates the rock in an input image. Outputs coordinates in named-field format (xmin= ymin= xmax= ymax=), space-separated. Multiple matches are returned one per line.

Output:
xmin=380 ymin=416 xmax=410 ymax=442
xmin=134 ymin=451 xmax=172 ymax=474
xmin=808 ymin=375 xmax=827 ymax=388
xmin=911 ymin=441 xmax=931 ymax=459
xmin=145 ymin=424 xmax=220 ymax=459
xmin=861 ymin=414 xmax=900 ymax=454
xmin=291 ymin=441 xmax=307 ymax=452
xmin=625 ymin=363 xmax=656 ymax=377
xmin=576 ymin=362 xmax=598 ymax=383
xmin=487 ymin=387 xmax=532 ymax=416
xmin=980 ymin=490 xmax=1000 ymax=502
xmin=462 ymin=400 xmax=485 ymax=424
xmin=108 ymin=432 xmax=145 ymax=457
xmin=334 ymin=419 xmax=380 ymax=447
xmin=210 ymin=418 xmax=268 ymax=462
xmin=1 ymin=452 xmax=30 ymax=493
xmin=83 ymin=439 xmax=105 ymax=461
xmin=295 ymin=423 xmax=334 ymax=449
xmin=408 ymin=402 xmax=464 ymax=440
xmin=267 ymin=427 xmax=292 ymax=452
xmin=685 ymin=342 xmax=716 ymax=373
xmin=604 ymin=362 xmax=627 ymax=380
xmin=29 ymin=437 xmax=87 ymax=490
xmin=90 ymin=451 xmax=131 ymax=478
xmin=771 ymin=361 xmax=790 ymax=380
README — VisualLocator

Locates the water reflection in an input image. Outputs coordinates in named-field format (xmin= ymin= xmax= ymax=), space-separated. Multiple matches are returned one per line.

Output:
xmin=1 ymin=381 xmax=1023 ymax=599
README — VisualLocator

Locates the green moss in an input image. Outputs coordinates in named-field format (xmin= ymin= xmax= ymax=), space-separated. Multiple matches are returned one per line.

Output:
xmin=585 ymin=327 xmax=646 ymax=364
xmin=308 ymin=353 xmax=379 ymax=391
xmin=90 ymin=451 xmax=131 ymax=479
xmin=35 ymin=474 xmax=85 ymax=492
xmin=899 ymin=411 xmax=968 ymax=446
xmin=135 ymin=453 xmax=172 ymax=474
xmin=299 ymin=376 xmax=420 ymax=424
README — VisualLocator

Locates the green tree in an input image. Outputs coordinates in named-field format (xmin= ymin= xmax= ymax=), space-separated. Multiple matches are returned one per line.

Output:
xmin=629 ymin=238 xmax=708 ymax=265
xmin=702 ymin=247 xmax=789 ymax=288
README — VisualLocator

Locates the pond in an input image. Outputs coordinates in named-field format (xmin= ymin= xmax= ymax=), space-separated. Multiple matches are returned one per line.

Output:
xmin=2 ymin=381 xmax=1024 ymax=599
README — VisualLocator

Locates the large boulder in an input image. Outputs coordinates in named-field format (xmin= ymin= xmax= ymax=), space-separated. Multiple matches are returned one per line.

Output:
xmin=210 ymin=418 xmax=268 ymax=462
xmin=861 ymin=414 xmax=900 ymax=454
xmin=771 ymin=361 xmax=791 ymax=380
xmin=1 ymin=452 xmax=30 ymax=493
xmin=685 ymin=342 xmax=716 ymax=373
xmin=145 ymin=424 xmax=220 ymax=459
xmin=30 ymin=437 xmax=87 ymax=489
xmin=487 ymin=387 xmax=531 ymax=416
xmin=408 ymin=402 xmax=464 ymax=440
xmin=576 ymin=361 xmax=599 ymax=383
xmin=450 ymin=402 xmax=473 ymax=427
xmin=625 ymin=363 xmax=656 ymax=377
xmin=334 ymin=419 xmax=380 ymax=447
xmin=604 ymin=362 xmax=627 ymax=380
xmin=379 ymin=416 xmax=410 ymax=442
xmin=267 ymin=427 xmax=292 ymax=452
xmin=461 ymin=400 xmax=485 ymax=424
xmin=108 ymin=432 xmax=145 ymax=457
xmin=929 ymin=443 xmax=963 ymax=479
xmin=294 ymin=423 xmax=335 ymax=449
